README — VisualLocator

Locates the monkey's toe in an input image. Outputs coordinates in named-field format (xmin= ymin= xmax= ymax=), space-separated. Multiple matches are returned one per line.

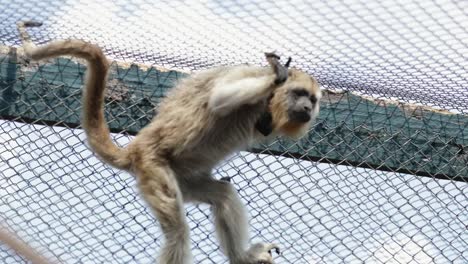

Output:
xmin=268 ymin=245 xmax=280 ymax=255
xmin=245 ymin=242 xmax=280 ymax=264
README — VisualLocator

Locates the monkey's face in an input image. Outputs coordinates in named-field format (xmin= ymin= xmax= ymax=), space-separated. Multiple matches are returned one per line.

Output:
xmin=286 ymin=88 xmax=318 ymax=123
xmin=269 ymin=70 xmax=321 ymax=139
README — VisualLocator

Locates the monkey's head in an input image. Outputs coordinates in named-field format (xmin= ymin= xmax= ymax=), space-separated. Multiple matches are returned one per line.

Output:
xmin=269 ymin=69 xmax=321 ymax=139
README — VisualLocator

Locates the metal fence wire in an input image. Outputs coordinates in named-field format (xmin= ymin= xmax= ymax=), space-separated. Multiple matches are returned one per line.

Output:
xmin=0 ymin=0 xmax=467 ymax=263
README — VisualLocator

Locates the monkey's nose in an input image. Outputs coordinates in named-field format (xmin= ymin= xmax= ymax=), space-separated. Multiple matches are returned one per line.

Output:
xmin=303 ymin=105 xmax=312 ymax=112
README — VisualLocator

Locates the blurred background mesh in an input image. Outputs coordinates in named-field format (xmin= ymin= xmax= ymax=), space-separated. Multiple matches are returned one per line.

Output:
xmin=0 ymin=0 xmax=467 ymax=263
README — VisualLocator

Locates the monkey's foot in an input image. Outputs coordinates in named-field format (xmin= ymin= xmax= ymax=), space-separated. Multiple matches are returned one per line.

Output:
xmin=265 ymin=52 xmax=289 ymax=85
xmin=243 ymin=242 xmax=280 ymax=264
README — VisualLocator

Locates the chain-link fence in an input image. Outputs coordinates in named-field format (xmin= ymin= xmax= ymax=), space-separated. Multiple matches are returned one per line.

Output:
xmin=1 ymin=0 xmax=467 ymax=263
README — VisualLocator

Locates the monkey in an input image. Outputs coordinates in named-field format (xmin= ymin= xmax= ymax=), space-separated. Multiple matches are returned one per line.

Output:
xmin=17 ymin=21 xmax=321 ymax=264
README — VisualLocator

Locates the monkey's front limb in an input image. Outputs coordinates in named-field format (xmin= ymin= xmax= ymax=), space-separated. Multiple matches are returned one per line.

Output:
xmin=208 ymin=53 xmax=290 ymax=116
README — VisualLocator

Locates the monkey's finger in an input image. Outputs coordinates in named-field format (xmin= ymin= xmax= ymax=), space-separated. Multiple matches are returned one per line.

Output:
xmin=265 ymin=55 xmax=280 ymax=69
xmin=284 ymin=57 xmax=292 ymax=68
xmin=265 ymin=52 xmax=282 ymax=70
xmin=264 ymin=52 xmax=281 ymax=60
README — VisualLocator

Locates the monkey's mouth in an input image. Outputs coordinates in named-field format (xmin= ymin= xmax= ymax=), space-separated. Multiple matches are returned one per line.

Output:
xmin=289 ymin=110 xmax=311 ymax=123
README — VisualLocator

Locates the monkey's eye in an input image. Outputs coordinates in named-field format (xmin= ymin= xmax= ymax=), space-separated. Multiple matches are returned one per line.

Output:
xmin=292 ymin=89 xmax=309 ymax=97
xmin=310 ymin=94 xmax=317 ymax=104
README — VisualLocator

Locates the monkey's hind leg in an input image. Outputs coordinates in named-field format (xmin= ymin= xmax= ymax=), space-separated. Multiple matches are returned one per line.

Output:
xmin=136 ymin=162 xmax=192 ymax=264
xmin=183 ymin=179 xmax=279 ymax=264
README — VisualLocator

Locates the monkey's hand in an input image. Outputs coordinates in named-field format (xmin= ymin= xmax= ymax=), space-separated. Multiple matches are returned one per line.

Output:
xmin=265 ymin=52 xmax=291 ymax=85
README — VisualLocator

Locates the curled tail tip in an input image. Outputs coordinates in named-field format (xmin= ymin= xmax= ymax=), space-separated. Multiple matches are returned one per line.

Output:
xmin=17 ymin=20 xmax=42 ymax=56
xmin=17 ymin=21 xmax=43 ymax=28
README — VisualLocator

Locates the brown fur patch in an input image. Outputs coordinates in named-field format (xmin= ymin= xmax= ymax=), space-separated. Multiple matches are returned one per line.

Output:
xmin=280 ymin=121 xmax=309 ymax=137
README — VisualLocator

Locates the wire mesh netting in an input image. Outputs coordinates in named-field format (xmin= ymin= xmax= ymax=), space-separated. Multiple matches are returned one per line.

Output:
xmin=0 ymin=0 xmax=467 ymax=263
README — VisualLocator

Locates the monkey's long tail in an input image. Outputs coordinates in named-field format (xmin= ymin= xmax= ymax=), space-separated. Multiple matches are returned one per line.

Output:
xmin=17 ymin=21 xmax=131 ymax=171
xmin=0 ymin=225 xmax=58 ymax=264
